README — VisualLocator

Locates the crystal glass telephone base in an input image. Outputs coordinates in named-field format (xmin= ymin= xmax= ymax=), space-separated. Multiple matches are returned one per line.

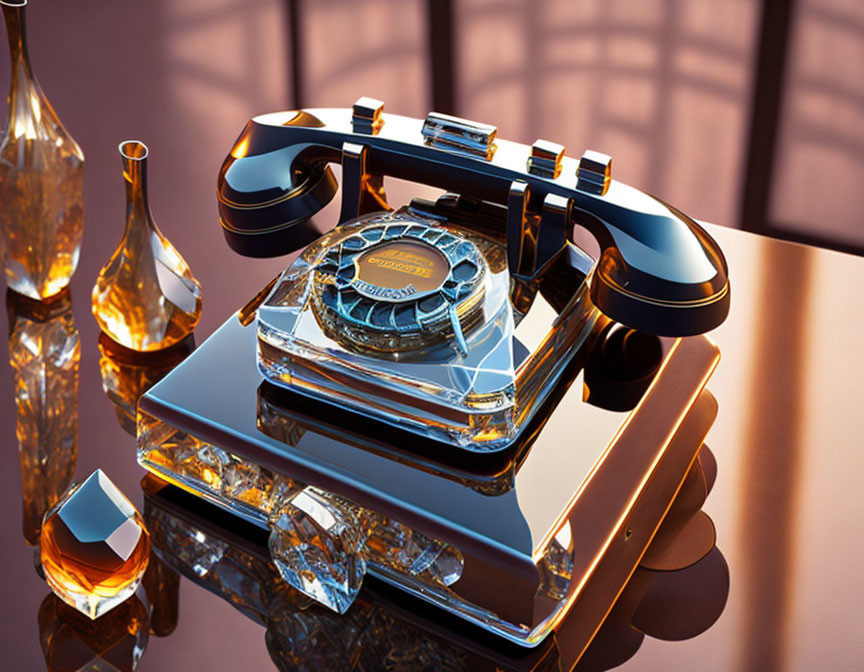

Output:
xmin=137 ymin=306 xmax=719 ymax=647
xmin=256 ymin=205 xmax=601 ymax=452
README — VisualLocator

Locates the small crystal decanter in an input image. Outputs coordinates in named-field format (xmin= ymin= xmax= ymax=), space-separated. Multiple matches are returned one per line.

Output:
xmin=0 ymin=0 xmax=85 ymax=300
xmin=92 ymin=141 xmax=201 ymax=351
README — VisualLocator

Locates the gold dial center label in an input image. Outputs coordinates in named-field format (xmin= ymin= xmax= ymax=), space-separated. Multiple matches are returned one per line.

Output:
xmin=355 ymin=241 xmax=449 ymax=294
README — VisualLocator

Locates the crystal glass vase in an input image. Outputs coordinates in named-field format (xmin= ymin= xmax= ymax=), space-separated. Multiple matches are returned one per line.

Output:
xmin=0 ymin=0 xmax=84 ymax=300
xmin=92 ymin=141 xmax=202 ymax=351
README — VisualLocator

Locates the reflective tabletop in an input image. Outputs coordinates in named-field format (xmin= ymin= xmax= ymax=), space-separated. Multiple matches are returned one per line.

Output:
xmin=1 ymin=218 xmax=862 ymax=671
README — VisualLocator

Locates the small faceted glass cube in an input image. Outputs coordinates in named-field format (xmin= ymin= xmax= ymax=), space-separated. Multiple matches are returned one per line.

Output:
xmin=41 ymin=470 xmax=150 ymax=619
xmin=268 ymin=486 xmax=367 ymax=614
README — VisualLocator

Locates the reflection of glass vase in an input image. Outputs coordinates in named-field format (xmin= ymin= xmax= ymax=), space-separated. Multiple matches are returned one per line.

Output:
xmin=7 ymin=288 xmax=79 ymax=545
xmin=92 ymin=141 xmax=201 ymax=352
xmin=98 ymin=332 xmax=196 ymax=436
xmin=0 ymin=0 xmax=84 ymax=300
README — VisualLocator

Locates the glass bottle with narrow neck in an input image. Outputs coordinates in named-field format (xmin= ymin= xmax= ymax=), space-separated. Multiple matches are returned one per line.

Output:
xmin=92 ymin=141 xmax=202 ymax=352
xmin=0 ymin=0 xmax=84 ymax=299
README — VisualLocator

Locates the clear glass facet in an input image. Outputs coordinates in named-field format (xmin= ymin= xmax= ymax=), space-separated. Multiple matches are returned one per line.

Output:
xmin=139 ymin=412 xmax=469 ymax=616
xmin=138 ymin=411 xmax=573 ymax=644
xmin=361 ymin=510 xmax=463 ymax=587
xmin=268 ymin=486 xmax=367 ymax=614
xmin=144 ymin=497 xmax=279 ymax=619
xmin=539 ymin=522 xmax=574 ymax=600
xmin=144 ymin=483 xmax=469 ymax=672
xmin=40 ymin=470 xmax=150 ymax=620
xmin=138 ymin=410 xmax=283 ymax=521
xmin=135 ymin=209 xmax=602 ymax=642
xmin=265 ymin=595 xmax=371 ymax=672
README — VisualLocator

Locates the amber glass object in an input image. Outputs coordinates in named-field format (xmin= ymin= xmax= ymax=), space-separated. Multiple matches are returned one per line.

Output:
xmin=98 ymin=332 xmax=195 ymax=435
xmin=92 ymin=141 xmax=201 ymax=351
xmin=0 ymin=0 xmax=84 ymax=299
xmin=7 ymin=288 xmax=79 ymax=545
xmin=39 ymin=593 xmax=149 ymax=672
xmin=140 ymin=551 xmax=179 ymax=637
xmin=41 ymin=470 xmax=150 ymax=619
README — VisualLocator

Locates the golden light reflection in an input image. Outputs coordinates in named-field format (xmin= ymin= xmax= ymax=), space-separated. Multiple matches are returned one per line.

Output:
xmin=230 ymin=134 xmax=250 ymax=159
xmin=735 ymin=240 xmax=814 ymax=671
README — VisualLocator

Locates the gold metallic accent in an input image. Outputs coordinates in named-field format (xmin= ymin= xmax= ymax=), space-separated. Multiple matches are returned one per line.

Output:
xmin=352 ymin=96 xmax=384 ymax=134
xmin=308 ymin=219 xmax=490 ymax=356
xmin=506 ymin=181 xmax=533 ymax=275
xmin=576 ymin=150 xmax=612 ymax=195
xmin=528 ymin=139 xmax=565 ymax=178
xmin=355 ymin=241 xmax=449 ymax=294
xmin=238 ymin=271 xmax=283 ymax=326
xmin=220 ymin=102 xmax=731 ymax=335
xmin=596 ymin=264 xmax=731 ymax=308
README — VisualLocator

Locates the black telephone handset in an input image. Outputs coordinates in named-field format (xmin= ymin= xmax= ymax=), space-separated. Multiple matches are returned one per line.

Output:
xmin=217 ymin=98 xmax=729 ymax=336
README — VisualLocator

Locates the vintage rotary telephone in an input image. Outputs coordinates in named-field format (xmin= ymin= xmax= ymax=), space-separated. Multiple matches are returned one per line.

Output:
xmin=218 ymin=97 xmax=729 ymax=337
xmin=133 ymin=98 xmax=727 ymax=646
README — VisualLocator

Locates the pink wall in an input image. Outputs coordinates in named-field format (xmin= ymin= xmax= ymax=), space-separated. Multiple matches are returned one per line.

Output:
xmin=1 ymin=0 xmax=862 ymax=322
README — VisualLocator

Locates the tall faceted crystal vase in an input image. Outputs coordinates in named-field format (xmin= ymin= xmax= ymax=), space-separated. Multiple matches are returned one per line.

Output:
xmin=92 ymin=141 xmax=201 ymax=351
xmin=0 ymin=0 xmax=84 ymax=299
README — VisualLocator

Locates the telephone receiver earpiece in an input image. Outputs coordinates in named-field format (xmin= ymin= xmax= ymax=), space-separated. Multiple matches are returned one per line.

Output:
xmin=217 ymin=111 xmax=340 ymax=258
xmin=217 ymin=99 xmax=729 ymax=336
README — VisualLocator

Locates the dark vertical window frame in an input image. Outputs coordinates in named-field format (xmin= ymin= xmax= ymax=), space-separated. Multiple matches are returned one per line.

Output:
xmin=427 ymin=0 xmax=456 ymax=115
xmin=741 ymin=0 xmax=863 ymax=256
xmin=286 ymin=0 xmax=304 ymax=108
xmin=740 ymin=0 xmax=796 ymax=238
